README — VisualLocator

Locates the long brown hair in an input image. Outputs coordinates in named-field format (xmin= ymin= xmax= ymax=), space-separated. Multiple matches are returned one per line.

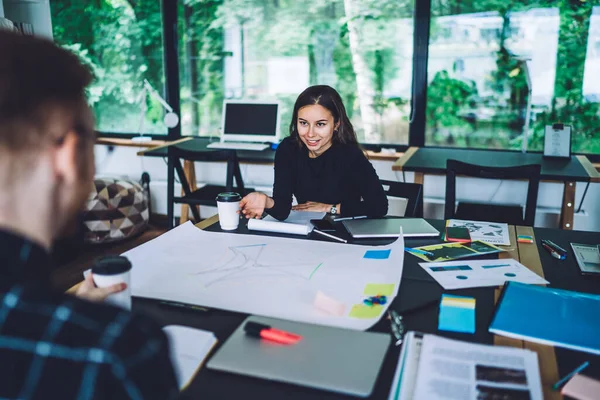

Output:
xmin=289 ymin=85 xmax=359 ymax=147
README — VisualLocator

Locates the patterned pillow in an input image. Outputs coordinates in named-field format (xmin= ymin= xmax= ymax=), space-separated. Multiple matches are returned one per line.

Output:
xmin=82 ymin=177 xmax=149 ymax=244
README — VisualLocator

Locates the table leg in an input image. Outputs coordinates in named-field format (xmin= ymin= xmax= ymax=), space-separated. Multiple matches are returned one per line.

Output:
xmin=414 ymin=172 xmax=424 ymax=185
xmin=180 ymin=160 xmax=199 ymax=224
xmin=560 ymin=181 xmax=576 ymax=230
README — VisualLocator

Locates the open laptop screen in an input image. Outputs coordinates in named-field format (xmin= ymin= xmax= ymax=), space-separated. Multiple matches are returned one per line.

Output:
xmin=222 ymin=101 xmax=280 ymax=143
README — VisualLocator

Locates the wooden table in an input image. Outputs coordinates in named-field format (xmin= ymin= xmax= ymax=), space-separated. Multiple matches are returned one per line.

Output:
xmin=393 ymin=147 xmax=600 ymax=230
xmin=63 ymin=216 xmax=600 ymax=398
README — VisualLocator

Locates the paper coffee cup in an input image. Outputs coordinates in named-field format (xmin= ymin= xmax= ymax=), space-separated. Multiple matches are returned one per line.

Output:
xmin=216 ymin=192 xmax=242 ymax=230
xmin=92 ymin=255 xmax=132 ymax=310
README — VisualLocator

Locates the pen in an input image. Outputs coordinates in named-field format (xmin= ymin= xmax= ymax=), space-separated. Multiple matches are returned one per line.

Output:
xmin=313 ymin=228 xmax=348 ymax=243
xmin=552 ymin=361 xmax=589 ymax=390
xmin=244 ymin=322 xmax=302 ymax=345
xmin=542 ymin=239 xmax=567 ymax=255
xmin=405 ymin=247 xmax=435 ymax=257
xmin=541 ymin=242 xmax=565 ymax=260
xmin=334 ymin=215 xmax=368 ymax=222
xmin=158 ymin=300 xmax=210 ymax=312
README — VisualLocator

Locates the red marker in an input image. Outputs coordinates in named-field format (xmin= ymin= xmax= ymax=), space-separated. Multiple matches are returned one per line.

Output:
xmin=244 ymin=322 xmax=302 ymax=345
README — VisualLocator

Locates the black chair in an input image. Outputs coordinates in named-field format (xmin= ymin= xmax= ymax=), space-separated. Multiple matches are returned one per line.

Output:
xmin=170 ymin=146 xmax=255 ymax=223
xmin=380 ymin=179 xmax=424 ymax=218
xmin=444 ymin=159 xmax=541 ymax=226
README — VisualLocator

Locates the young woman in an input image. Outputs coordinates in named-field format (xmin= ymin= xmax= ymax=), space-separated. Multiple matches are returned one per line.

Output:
xmin=239 ymin=85 xmax=388 ymax=220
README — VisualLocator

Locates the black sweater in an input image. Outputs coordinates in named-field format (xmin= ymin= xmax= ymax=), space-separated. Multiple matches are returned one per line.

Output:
xmin=266 ymin=137 xmax=388 ymax=220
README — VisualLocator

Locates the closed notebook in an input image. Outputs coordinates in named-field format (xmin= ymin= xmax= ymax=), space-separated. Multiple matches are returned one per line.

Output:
xmin=342 ymin=218 xmax=439 ymax=238
xmin=207 ymin=315 xmax=390 ymax=397
xmin=163 ymin=325 xmax=218 ymax=390
xmin=489 ymin=282 xmax=600 ymax=355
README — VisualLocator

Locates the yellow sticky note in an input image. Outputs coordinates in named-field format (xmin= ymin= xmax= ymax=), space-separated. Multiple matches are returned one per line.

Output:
xmin=349 ymin=304 xmax=384 ymax=319
xmin=364 ymin=283 xmax=395 ymax=297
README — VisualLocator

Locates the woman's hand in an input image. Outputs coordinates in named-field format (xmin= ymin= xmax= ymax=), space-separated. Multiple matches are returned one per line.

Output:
xmin=75 ymin=273 xmax=127 ymax=303
xmin=292 ymin=201 xmax=335 ymax=213
xmin=239 ymin=192 xmax=272 ymax=219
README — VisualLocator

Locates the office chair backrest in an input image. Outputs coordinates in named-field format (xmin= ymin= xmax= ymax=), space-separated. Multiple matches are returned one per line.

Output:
xmin=380 ymin=179 xmax=424 ymax=218
xmin=444 ymin=159 xmax=541 ymax=226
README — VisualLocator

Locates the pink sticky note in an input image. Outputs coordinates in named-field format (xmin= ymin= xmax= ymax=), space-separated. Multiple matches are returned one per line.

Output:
xmin=562 ymin=374 xmax=600 ymax=400
xmin=314 ymin=291 xmax=346 ymax=316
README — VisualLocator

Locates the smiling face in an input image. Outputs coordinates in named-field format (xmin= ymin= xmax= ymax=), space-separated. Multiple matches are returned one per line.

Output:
xmin=297 ymin=104 xmax=339 ymax=158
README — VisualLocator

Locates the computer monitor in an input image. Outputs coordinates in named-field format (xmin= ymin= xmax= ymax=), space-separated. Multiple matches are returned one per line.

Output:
xmin=221 ymin=100 xmax=280 ymax=143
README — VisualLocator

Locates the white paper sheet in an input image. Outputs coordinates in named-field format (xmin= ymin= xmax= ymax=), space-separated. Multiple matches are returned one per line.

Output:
xmin=447 ymin=219 xmax=510 ymax=246
xmin=388 ymin=331 xmax=424 ymax=400
xmin=265 ymin=211 xmax=326 ymax=225
xmin=163 ymin=325 xmax=217 ymax=389
xmin=413 ymin=335 xmax=543 ymax=400
xmin=247 ymin=211 xmax=326 ymax=235
xmin=124 ymin=222 xmax=403 ymax=330
xmin=418 ymin=259 xmax=548 ymax=290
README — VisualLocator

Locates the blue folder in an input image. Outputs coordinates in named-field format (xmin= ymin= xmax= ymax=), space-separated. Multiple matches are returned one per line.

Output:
xmin=489 ymin=282 xmax=600 ymax=355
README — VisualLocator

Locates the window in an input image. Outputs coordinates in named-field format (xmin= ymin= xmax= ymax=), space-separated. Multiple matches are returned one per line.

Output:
xmin=51 ymin=0 xmax=167 ymax=135
xmin=178 ymin=0 xmax=414 ymax=145
xmin=427 ymin=1 xmax=599 ymax=154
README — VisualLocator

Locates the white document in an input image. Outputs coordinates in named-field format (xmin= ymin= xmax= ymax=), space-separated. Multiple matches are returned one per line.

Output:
xmin=413 ymin=334 xmax=543 ymax=400
xmin=418 ymin=259 xmax=548 ymax=290
xmin=162 ymin=325 xmax=217 ymax=390
xmin=124 ymin=221 xmax=404 ymax=331
xmin=247 ymin=211 xmax=326 ymax=235
xmin=447 ymin=219 xmax=510 ymax=246
xmin=388 ymin=332 xmax=424 ymax=400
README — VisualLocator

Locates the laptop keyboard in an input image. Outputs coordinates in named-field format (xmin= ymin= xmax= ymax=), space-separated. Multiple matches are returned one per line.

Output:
xmin=207 ymin=142 xmax=269 ymax=151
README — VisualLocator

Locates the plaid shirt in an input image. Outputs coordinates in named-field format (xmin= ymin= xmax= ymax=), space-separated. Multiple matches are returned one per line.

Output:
xmin=0 ymin=229 xmax=179 ymax=399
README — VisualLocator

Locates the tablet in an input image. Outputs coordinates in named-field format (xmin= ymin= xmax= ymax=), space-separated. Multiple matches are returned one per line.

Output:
xmin=571 ymin=243 xmax=600 ymax=275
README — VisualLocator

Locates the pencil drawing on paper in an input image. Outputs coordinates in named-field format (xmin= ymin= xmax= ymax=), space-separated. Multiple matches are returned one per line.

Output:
xmin=192 ymin=243 xmax=321 ymax=287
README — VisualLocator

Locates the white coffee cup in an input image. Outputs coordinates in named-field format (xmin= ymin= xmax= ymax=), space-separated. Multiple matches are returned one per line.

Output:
xmin=92 ymin=256 xmax=132 ymax=310
xmin=216 ymin=192 xmax=242 ymax=230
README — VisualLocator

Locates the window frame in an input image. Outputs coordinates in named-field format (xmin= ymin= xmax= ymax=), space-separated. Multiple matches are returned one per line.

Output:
xmin=92 ymin=0 xmax=600 ymax=162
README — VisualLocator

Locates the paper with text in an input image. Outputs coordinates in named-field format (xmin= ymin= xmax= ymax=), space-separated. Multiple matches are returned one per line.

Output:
xmin=413 ymin=335 xmax=543 ymax=400
xmin=447 ymin=219 xmax=510 ymax=246
xmin=419 ymin=258 xmax=548 ymax=290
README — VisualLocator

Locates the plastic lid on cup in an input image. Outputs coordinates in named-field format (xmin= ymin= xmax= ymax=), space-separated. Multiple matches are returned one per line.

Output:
xmin=92 ymin=255 xmax=132 ymax=276
xmin=216 ymin=192 xmax=241 ymax=202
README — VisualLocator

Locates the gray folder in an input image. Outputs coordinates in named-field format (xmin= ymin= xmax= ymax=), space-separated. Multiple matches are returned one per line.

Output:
xmin=207 ymin=316 xmax=391 ymax=397
xmin=342 ymin=218 xmax=440 ymax=238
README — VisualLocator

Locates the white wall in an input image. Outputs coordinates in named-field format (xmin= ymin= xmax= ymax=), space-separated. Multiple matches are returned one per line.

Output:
xmin=94 ymin=145 xmax=600 ymax=232
xmin=3 ymin=0 xmax=52 ymax=38
xmin=0 ymin=1 xmax=5 ymax=18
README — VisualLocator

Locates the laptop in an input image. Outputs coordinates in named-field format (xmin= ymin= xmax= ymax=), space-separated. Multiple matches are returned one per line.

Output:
xmin=207 ymin=315 xmax=390 ymax=397
xmin=342 ymin=218 xmax=440 ymax=239
xmin=207 ymin=100 xmax=280 ymax=151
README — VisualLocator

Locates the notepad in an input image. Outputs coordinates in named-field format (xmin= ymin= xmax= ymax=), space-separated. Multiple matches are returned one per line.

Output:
xmin=162 ymin=325 xmax=218 ymax=389
xmin=490 ymin=282 xmax=600 ymax=355
xmin=438 ymin=295 xmax=475 ymax=334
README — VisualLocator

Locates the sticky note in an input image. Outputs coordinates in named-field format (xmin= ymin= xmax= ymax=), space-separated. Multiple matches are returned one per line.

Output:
xmin=517 ymin=235 xmax=534 ymax=244
xmin=364 ymin=249 xmax=391 ymax=259
xmin=562 ymin=374 xmax=600 ymax=399
xmin=364 ymin=283 xmax=395 ymax=297
xmin=349 ymin=304 xmax=384 ymax=319
xmin=314 ymin=291 xmax=346 ymax=316
xmin=438 ymin=294 xmax=475 ymax=334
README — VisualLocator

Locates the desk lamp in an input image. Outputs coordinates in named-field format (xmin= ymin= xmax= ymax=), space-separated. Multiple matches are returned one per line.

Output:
xmin=132 ymin=79 xmax=179 ymax=143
